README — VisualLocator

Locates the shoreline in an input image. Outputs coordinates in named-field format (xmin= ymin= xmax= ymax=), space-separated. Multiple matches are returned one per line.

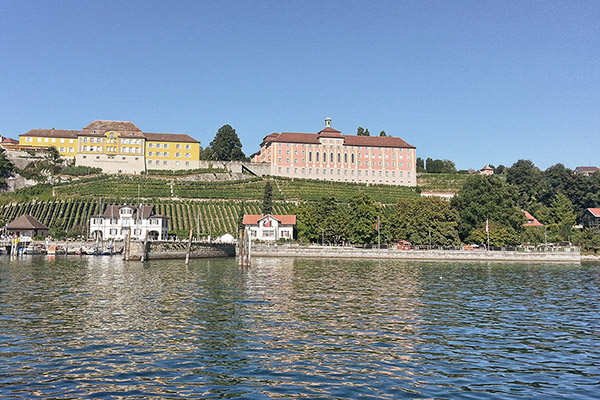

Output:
xmin=250 ymin=245 xmax=582 ymax=263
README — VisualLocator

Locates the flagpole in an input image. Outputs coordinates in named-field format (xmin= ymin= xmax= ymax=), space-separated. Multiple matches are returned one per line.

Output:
xmin=486 ymin=218 xmax=490 ymax=251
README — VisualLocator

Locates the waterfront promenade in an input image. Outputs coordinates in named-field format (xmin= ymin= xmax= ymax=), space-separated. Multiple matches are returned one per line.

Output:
xmin=251 ymin=243 xmax=583 ymax=263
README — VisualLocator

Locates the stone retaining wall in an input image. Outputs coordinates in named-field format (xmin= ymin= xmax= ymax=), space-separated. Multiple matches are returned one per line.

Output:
xmin=129 ymin=241 xmax=236 ymax=260
xmin=250 ymin=245 xmax=581 ymax=263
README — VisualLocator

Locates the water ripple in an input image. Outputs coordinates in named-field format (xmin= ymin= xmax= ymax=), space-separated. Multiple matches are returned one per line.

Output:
xmin=0 ymin=256 xmax=598 ymax=399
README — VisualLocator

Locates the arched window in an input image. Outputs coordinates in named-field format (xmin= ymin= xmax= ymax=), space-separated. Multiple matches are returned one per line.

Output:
xmin=309 ymin=152 xmax=312 ymax=162
xmin=337 ymin=153 xmax=341 ymax=163
xmin=351 ymin=153 xmax=355 ymax=164
xmin=344 ymin=153 xmax=348 ymax=164
xmin=330 ymin=152 xmax=334 ymax=163
xmin=323 ymin=152 xmax=326 ymax=163
xmin=316 ymin=152 xmax=320 ymax=162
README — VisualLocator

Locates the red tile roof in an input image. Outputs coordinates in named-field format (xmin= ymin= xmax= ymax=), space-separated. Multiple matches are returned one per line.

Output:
xmin=523 ymin=210 xmax=544 ymax=227
xmin=243 ymin=214 xmax=297 ymax=225
xmin=261 ymin=131 xmax=414 ymax=148
xmin=588 ymin=208 xmax=600 ymax=217
xmin=144 ymin=132 xmax=199 ymax=143
xmin=21 ymin=129 xmax=80 ymax=138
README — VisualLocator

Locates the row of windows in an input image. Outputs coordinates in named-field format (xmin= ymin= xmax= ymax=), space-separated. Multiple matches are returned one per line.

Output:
xmin=278 ymin=149 xmax=408 ymax=161
xmin=277 ymin=156 xmax=411 ymax=169
xmin=276 ymin=167 xmax=412 ymax=178
xmin=148 ymin=143 xmax=192 ymax=149
xmin=28 ymin=137 xmax=75 ymax=144
xmin=147 ymin=152 xmax=192 ymax=158
xmin=277 ymin=142 xmax=412 ymax=153
xmin=148 ymin=160 xmax=191 ymax=167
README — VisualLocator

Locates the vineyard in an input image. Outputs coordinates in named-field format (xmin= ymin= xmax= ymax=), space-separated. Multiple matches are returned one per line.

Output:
xmin=0 ymin=198 xmax=297 ymax=238
xmin=52 ymin=175 xmax=418 ymax=203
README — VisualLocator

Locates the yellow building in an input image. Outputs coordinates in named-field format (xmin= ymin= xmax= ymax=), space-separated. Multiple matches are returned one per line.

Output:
xmin=19 ymin=120 xmax=202 ymax=174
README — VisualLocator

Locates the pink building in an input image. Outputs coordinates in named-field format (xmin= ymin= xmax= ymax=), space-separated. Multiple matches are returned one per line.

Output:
xmin=251 ymin=118 xmax=417 ymax=186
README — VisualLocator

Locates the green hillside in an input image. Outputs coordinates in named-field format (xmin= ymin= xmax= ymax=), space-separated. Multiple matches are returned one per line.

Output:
xmin=0 ymin=173 xmax=470 ymax=239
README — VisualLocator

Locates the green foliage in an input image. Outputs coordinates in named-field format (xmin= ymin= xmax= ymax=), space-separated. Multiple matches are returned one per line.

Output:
xmin=262 ymin=181 xmax=273 ymax=215
xmin=356 ymin=127 xmax=370 ymax=136
xmin=467 ymin=223 xmax=520 ymax=247
xmin=379 ymin=130 xmax=386 ymax=137
xmin=506 ymin=159 xmax=542 ymax=206
xmin=386 ymin=197 xmax=460 ymax=246
xmin=425 ymin=158 xmax=457 ymax=174
xmin=547 ymin=194 xmax=576 ymax=242
xmin=451 ymin=175 xmax=523 ymax=240
xmin=0 ymin=148 xmax=14 ymax=178
xmin=295 ymin=194 xmax=352 ymax=244
xmin=520 ymin=226 xmax=546 ymax=244
xmin=204 ymin=125 xmax=247 ymax=161
xmin=417 ymin=173 xmax=470 ymax=192
xmin=573 ymin=228 xmax=600 ymax=253
xmin=347 ymin=192 xmax=380 ymax=245
xmin=416 ymin=157 xmax=425 ymax=173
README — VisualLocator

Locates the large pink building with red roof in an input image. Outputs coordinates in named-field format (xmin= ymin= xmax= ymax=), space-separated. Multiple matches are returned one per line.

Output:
xmin=251 ymin=118 xmax=417 ymax=186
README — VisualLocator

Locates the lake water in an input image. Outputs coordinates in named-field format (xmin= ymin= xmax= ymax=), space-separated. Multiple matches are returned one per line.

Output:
xmin=0 ymin=256 xmax=598 ymax=399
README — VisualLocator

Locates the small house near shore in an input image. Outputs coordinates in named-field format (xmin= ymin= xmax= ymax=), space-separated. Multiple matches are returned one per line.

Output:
xmin=6 ymin=215 xmax=49 ymax=240
xmin=583 ymin=208 xmax=600 ymax=230
xmin=523 ymin=211 xmax=544 ymax=228
xmin=243 ymin=214 xmax=296 ymax=241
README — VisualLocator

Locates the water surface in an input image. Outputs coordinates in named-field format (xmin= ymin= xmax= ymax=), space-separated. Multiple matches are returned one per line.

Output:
xmin=0 ymin=256 xmax=598 ymax=399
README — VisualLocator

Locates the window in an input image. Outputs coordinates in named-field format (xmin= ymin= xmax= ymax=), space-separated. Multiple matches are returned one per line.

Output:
xmin=68 ymin=148 xmax=74 ymax=152
xmin=163 ymin=161 xmax=167 ymax=165
xmin=70 ymin=139 xmax=74 ymax=144
xmin=309 ymin=152 xmax=312 ymax=162
xmin=351 ymin=153 xmax=355 ymax=164
xmin=148 ymin=151 xmax=153 ymax=156
xmin=330 ymin=152 xmax=334 ymax=162
xmin=122 ymin=139 xmax=129 ymax=144
xmin=176 ymin=144 xmax=181 ymax=149
xmin=176 ymin=161 xmax=180 ymax=166
xmin=59 ymin=147 xmax=65 ymax=152
xmin=164 ymin=144 xmax=169 ymax=148
xmin=148 ymin=160 xmax=153 ymax=164
xmin=185 ymin=161 xmax=189 ymax=166
xmin=278 ymin=149 xmax=282 ymax=155
xmin=316 ymin=152 xmax=319 ymax=162
xmin=44 ymin=138 xmax=49 ymax=143
xmin=185 ymin=144 xmax=191 ymax=149
xmin=148 ymin=143 xmax=154 ymax=148
xmin=185 ymin=153 xmax=191 ymax=158
xmin=156 ymin=143 xmax=161 ymax=148
xmin=323 ymin=152 xmax=326 ymax=162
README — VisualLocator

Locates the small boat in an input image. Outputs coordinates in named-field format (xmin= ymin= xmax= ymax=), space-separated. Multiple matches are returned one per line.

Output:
xmin=23 ymin=243 xmax=47 ymax=255
xmin=47 ymin=245 xmax=66 ymax=255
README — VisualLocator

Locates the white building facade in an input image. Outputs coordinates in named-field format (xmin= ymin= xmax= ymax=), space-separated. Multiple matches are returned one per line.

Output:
xmin=89 ymin=204 xmax=168 ymax=241
xmin=243 ymin=214 xmax=296 ymax=241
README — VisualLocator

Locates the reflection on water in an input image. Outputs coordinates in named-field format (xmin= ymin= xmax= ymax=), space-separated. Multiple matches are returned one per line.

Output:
xmin=0 ymin=256 xmax=598 ymax=399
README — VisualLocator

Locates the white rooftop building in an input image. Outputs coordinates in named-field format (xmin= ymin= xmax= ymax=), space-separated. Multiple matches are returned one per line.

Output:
xmin=89 ymin=204 xmax=168 ymax=241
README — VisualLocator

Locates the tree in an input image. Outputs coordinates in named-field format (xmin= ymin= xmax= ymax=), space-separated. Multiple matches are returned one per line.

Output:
xmin=262 ymin=181 xmax=273 ymax=215
xmin=451 ymin=175 xmax=523 ymax=240
xmin=547 ymin=194 xmax=576 ymax=242
xmin=379 ymin=130 xmax=387 ymax=137
xmin=386 ymin=197 xmax=460 ymax=246
xmin=295 ymin=195 xmax=349 ymax=244
xmin=506 ymin=159 xmax=542 ymax=207
xmin=0 ymin=147 xmax=14 ymax=178
xmin=205 ymin=125 xmax=246 ymax=161
xmin=468 ymin=223 xmax=520 ymax=247
xmin=347 ymin=192 xmax=380 ymax=245
xmin=416 ymin=157 xmax=425 ymax=173
xmin=356 ymin=127 xmax=370 ymax=136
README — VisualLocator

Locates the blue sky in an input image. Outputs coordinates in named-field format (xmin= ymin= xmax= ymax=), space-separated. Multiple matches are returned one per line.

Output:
xmin=1 ymin=0 xmax=598 ymax=170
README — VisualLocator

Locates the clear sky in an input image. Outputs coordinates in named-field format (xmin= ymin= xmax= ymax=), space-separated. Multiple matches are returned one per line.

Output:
xmin=1 ymin=0 xmax=598 ymax=170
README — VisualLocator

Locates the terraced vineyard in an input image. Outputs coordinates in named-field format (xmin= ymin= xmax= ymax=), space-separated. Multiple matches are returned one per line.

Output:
xmin=52 ymin=175 xmax=418 ymax=203
xmin=416 ymin=173 xmax=470 ymax=193
xmin=0 ymin=198 xmax=296 ymax=238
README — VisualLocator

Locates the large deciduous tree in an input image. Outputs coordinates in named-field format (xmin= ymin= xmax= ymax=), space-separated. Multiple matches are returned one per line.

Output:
xmin=451 ymin=175 xmax=523 ymax=241
xmin=347 ymin=192 xmax=380 ymax=245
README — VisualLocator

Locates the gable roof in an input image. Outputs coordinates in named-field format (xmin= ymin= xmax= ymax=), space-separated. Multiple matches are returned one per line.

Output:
xmin=6 ymin=215 xmax=49 ymax=230
xmin=21 ymin=129 xmax=80 ymax=138
xmin=523 ymin=210 xmax=544 ymax=227
xmin=92 ymin=204 xmax=168 ymax=219
xmin=261 ymin=131 xmax=414 ymax=149
xmin=243 ymin=214 xmax=297 ymax=225
xmin=575 ymin=166 xmax=599 ymax=173
xmin=143 ymin=132 xmax=200 ymax=143
xmin=587 ymin=208 xmax=600 ymax=218
xmin=83 ymin=120 xmax=141 ymax=132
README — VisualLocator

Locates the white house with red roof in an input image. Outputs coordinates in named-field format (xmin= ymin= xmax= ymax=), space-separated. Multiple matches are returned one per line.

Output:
xmin=583 ymin=208 xmax=600 ymax=230
xmin=251 ymin=118 xmax=417 ymax=186
xmin=242 ymin=214 xmax=296 ymax=241
xmin=480 ymin=165 xmax=494 ymax=175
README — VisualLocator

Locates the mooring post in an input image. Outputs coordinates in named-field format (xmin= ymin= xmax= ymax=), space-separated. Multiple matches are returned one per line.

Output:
xmin=185 ymin=228 xmax=193 ymax=265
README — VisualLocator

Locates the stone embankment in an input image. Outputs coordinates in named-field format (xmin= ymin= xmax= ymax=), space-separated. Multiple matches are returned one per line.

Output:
xmin=250 ymin=244 xmax=582 ymax=263
xmin=128 ymin=241 xmax=235 ymax=261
